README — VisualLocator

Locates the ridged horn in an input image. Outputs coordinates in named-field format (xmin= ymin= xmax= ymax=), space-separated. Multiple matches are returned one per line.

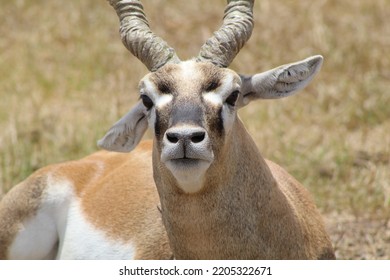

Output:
xmin=108 ymin=0 xmax=181 ymax=72
xmin=196 ymin=0 xmax=254 ymax=68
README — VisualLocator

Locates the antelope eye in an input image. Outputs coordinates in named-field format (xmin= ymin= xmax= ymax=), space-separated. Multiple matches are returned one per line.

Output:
xmin=225 ymin=90 xmax=240 ymax=106
xmin=140 ymin=94 xmax=154 ymax=110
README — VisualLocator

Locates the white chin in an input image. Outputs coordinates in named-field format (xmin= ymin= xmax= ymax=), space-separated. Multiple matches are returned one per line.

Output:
xmin=165 ymin=159 xmax=211 ymax=194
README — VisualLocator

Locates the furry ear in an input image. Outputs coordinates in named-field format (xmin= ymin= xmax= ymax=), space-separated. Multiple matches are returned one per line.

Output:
xmin=97 ymin=101 xmax=148 ymax=153
xmin=238 ymin=55 xmax=323 ymax=107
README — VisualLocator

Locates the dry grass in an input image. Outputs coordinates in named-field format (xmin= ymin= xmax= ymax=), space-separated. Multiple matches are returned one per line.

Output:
xmin=0 ymin=0 xmax=389 ymax=259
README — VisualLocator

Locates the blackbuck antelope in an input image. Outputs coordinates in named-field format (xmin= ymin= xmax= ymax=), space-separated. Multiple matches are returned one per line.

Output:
xmin=0 ymin=0 xmax=335 ymax=259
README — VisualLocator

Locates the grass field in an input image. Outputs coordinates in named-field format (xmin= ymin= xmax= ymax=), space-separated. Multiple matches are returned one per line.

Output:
xmin=1 ymin=0 xmax=389 ymax=259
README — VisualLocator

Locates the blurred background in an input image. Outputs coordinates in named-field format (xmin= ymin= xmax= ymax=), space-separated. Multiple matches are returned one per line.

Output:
xmin=0 ymin=0 xmax=389 ymax=259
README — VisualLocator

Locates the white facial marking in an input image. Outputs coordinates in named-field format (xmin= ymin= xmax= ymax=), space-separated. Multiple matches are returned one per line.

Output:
xmin=156 ymin=94 xmax=173 ymax=108
xmin=180 ymin=61 xmax=200 ymax=81
xmin=202 ymin=73 xmax=239 ymax=134
xmin=142 ymin=78 xmax=174 ymax=131
xmin=203 ymin=92 xmax=223 ymax=105
xmin=202 ymin=73 xmax=239 ymax=106
xmin=143 ymin=79 xmax=173 ymax=108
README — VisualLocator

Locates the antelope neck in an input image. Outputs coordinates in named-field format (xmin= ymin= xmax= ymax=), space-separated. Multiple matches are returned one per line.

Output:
xmin=154 ymin=119 xmax=278 ymax=259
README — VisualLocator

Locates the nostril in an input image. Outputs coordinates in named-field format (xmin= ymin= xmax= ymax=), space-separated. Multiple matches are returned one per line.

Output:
xmin=191 ymin=131 xmax=206 ymax=143
xmin=166 ymin=132 xmax=179 ymax=144
xmin=165 ymin=128 xmax=206 ymax=144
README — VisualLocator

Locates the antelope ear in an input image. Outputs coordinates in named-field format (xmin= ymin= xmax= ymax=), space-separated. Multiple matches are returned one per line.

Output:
xmin=97 ymin=100 xmax=148 ymax=153
xmin=238 ymin=55 xmax=323 ymax=107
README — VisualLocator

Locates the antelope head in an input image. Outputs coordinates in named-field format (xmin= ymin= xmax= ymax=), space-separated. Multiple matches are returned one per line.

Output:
xmin=99 ymin=0 xmax=323 ymax=194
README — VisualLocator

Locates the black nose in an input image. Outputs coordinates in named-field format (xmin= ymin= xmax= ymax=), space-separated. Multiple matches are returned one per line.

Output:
xmin=165 ymin=128 xmax=206 ymax=144
xmin=190 ymin=131 xmax=206 ymax=143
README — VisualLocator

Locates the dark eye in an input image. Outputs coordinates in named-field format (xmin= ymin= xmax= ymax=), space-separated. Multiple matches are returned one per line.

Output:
xmin=140 ymin=94 xmax=154 ymax=110
xmin=225 ymin=90 xmax=239 ymax=106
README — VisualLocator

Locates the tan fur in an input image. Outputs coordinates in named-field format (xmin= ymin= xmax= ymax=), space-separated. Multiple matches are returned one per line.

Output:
xmin=1 ymin=131 xmax=333 ymax=259
xmin=0 ymin=141 xmax=172 ymax=259
xmin=78 ymin=142 xmax=171 ymax=259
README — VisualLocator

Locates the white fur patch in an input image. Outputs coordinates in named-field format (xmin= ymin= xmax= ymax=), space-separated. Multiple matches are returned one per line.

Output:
xmin=58 ymin=198 xmax=136 ymax=259
xmin=8 ymin=206 xmax=58 ymax=259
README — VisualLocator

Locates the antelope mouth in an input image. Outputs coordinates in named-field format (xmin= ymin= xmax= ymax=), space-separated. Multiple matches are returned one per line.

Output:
xmin=164 ymin=155 xmax=212 ymax=175
xmin=164 ymin=157 xmax=212 ymax=193
xmin=167 ymin=157 xmax=211 ymax=169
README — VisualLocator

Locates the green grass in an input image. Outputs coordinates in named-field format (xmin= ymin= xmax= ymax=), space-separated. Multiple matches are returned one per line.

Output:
xmin=1 ymin=0 xmax=389 ymax=259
